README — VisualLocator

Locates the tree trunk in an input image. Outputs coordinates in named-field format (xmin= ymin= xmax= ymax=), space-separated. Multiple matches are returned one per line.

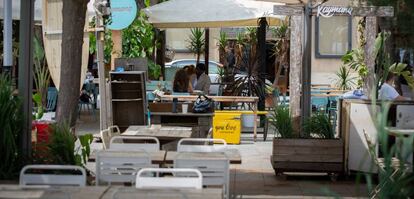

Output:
xmin=56 ymin=0 xmax=89 ymax=127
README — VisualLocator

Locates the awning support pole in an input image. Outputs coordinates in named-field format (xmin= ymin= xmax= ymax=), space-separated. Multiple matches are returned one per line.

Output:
xmin=18 ymin=0 xmax=35 ymax=158
xmin=258 ymin=17 xmax=267 ymax=111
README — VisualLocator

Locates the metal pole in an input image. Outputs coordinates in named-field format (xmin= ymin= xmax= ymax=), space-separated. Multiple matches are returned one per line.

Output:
xmin=301 ymin=4 xmax=312 ymax=134
xmin=258 ymin=17 xmax=267 ymax=111
xmin=96 ymin=14 xmax=108 ymax=130
xmin=3 ymin=0 xmax=12 ymax=74
xmin=18 ymin=0 xmax=35 ymax=158
xmin=204 ymin=28 xmax=209 ymax=74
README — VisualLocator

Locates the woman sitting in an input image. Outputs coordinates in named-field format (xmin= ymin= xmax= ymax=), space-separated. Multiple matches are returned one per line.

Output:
xmin=183 ymin=65 xmax=197 ymax=89
xmin=173 ymin=69 xmax=193 ymax=93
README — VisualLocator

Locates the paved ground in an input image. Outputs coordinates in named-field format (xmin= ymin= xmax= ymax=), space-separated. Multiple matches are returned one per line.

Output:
xmin=77 ymin=109 xmax=369 ymax=199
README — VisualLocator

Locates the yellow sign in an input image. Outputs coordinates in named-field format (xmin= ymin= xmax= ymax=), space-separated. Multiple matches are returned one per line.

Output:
xmin=213 ymin=112 xmax=241 ymax=144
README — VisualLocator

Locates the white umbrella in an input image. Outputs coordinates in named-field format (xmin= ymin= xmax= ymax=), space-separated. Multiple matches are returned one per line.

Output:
xmin=143 ymin=0 xmax=286 ymax=28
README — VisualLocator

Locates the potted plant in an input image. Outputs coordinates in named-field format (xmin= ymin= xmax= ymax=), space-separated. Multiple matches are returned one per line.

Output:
xmin=270 ymin=106 xmax=344 ymax=177
xmin=334 ymin=65 xmax=356 ymax=91
xmin=33 ymin=36 xmax=50 ymax=119
xmin=0 ymin=74 xmax=23 ymax=180
xmin=187 ymin=28 xmax=205 ymax=65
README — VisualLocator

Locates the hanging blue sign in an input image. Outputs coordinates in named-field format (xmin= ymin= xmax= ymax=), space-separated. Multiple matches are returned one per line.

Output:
xmin=107 ymin=0 xmax=137 ymax=30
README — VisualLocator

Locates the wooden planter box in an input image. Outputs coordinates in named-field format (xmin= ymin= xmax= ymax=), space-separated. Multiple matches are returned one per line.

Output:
xmin=149 ymin=102 xmax=193 ymax=113
xmin=271 ymin=138 xmax=344 ymax=174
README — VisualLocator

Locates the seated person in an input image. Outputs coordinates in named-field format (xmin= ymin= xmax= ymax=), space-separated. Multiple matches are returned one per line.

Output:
xmin=194 ymin=63 xmax=211 ymax=94
xmin=379 ymin=73 xmax=408 ymax=101
xmin=173 ymin=69 xmax=193 ymax=93
xmin=183 ymin=65 xmax=197 ymax=89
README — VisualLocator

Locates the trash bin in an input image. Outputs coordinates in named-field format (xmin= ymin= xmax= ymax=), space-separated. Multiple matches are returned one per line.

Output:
xmin=213 ymin=111 xmax=242 ymax=144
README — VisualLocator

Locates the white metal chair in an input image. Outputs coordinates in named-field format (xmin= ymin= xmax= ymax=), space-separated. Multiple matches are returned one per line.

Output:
xmin=95 ymin=150 xmax=154 ymax=185
xmin=135 ymin=168 xmax=203 ymax=189
xmin=174 ymin=153 xmax=230 ymax=198
xmin=177 ymin=138 xmax=227 ymax=152
xmin=20 ymin=165 xmax=86 ymax=187
xmin=109 ymin=136 xmax=160 ymax=152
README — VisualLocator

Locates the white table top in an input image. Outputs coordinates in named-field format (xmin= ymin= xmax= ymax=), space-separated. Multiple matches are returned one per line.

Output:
xmin=0 ymin=185 xmax=222 ymax=199
xmin=123 ymin=125 xmax=193 ymax=139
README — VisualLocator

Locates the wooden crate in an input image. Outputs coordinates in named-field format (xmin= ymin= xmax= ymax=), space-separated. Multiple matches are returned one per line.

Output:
xmin=271 ymin=138 xmax=344 ymax=174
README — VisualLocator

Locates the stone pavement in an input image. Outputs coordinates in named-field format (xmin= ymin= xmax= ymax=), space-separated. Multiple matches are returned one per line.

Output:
xmin=76 ymin=110 xmax=369 ymax=199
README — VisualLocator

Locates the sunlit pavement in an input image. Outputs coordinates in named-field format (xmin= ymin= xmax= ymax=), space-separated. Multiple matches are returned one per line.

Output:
xmin=77 ymin=111 xmax=368 ymax=199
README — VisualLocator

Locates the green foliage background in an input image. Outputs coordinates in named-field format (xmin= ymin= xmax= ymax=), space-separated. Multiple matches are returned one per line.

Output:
xmin=0 ymin=74 xmax=22 ymax=179
xmin=355 ymin=0 xmax=414 ymax=48
xmin=89 ymin=6 xmax=161 ymax=79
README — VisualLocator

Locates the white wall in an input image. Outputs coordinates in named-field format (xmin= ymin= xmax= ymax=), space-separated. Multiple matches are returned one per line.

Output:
xmin=165 ymin=28 xmax=220 ymax=62
xmin=311 ymin=0 xmax=358 ymax=85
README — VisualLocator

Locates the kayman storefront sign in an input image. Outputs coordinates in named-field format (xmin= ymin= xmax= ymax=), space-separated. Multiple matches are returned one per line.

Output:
xmin=107 ymin=0 xmax=137 ymax=30
xmin=317 ymin=6 xmax=353 ymax=18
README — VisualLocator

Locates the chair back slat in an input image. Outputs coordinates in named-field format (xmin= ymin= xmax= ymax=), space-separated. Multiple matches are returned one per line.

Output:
xmin=95 ymin=150 xmax=153 ymax=185
xmin=174 ymin=154 xmax=230 ymax=198
xmin=177 ymin=138 xmax=227 ymax=152
xmin=136 ymin=168 xmax=203 ymax=189
xmin=20 ymin=165 xmax=86 ymax=187
xmin=46 ymin=87 xmax=58 ymax=111
xmin=109 ymin=136 xmax=160 ymax=152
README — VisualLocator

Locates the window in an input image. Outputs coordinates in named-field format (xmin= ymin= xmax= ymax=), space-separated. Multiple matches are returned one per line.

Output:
xmin=315 ymin=16 xmax=352 ymax=58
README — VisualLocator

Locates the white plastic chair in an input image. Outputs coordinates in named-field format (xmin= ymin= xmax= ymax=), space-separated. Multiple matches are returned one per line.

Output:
xmin=109 ymin=136 xmax=160 ymax=152
xmin=95 ymin=150 xmax=154 ymax=185
xmin=20 ymin=165 xmax=86 ymax=187
xmin=135 ymin=168 xmax=203 ymax=189
xmin=177 ymin=138 xmax=227 ymax=152
xmin=108 ymin=125 xmax=121 ymax=136
xmin=174 ymin=154 xmax=230 ymax=198
xmin=100 ymin=125 xmax=122 ymax=149
xmin=100 ymin=129 xmax=111 ymax=149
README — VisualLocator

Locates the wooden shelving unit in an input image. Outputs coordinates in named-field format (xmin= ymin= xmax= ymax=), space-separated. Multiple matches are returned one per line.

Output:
xmin=110 ymin=71 xmax=147 ymax=131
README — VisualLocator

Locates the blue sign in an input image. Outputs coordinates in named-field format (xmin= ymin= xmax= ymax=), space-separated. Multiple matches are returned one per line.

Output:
xmin=107 ymin=0 xmax=137 ymax=30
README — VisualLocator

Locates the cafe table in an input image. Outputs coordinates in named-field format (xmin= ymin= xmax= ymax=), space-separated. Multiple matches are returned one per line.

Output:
xmin=88 ymin=150 xmax=167 ymax=165
xmin=165 ymin=148 xmax=242 ymax=164
xmin=385 ymin=127 xmax=414 ymax=168
xmin=384 ymin=127 xmax=414 ymax=137
xmin=122 ymin=125 xmax=193 ymax=140
xmin=160 ymin=94 xmax=261 ymax=141
xmin=0 ymin=185 xmax=222 ymax=199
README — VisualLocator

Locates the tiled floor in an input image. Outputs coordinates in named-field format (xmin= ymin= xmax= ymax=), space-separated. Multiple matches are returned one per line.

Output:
xmin=77 ymin=110 xmax=369 ymax=199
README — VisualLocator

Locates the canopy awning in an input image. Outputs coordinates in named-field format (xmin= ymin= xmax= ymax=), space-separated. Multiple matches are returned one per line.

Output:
xmin=143 ymin=0 xmax=286 ymax=28
xmin=0 ymin=0 xmax=96 ymax=21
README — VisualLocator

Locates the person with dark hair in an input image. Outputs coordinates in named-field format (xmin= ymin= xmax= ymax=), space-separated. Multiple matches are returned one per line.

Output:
xmin=379 ymin=72 xmax=408 ymax=100
xmin=183 ymin=65 xmax=197 ymax=89
xmin=173 ymin=69 xmax=192 ymax=93
xmin=194 ymin=63 xmax=211 ymax=94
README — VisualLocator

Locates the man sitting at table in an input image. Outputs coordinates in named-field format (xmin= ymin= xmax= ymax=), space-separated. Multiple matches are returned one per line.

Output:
xmin=194 ymin=63 xmax=211 ymax=94
xmin=379 ymin=73 xmax=409 ymax=101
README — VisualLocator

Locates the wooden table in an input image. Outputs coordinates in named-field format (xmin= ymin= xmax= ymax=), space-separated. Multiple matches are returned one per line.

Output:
xmin=88 ymin=150 xmax=167 ymax=164
xmin=148 ymin=113 xmax=213 ymax=139
xmin=0 ymin=185 xmax=222 ymax=199
xmin=123 ymin=125 xmax=193 ymax=140
xmin=160 ymin=95 xmax=261 ymax=141
xmin=165 ymin=149 xmax=242 ymax=164
xmin=385 ymin=127 xmax=414 ymax=167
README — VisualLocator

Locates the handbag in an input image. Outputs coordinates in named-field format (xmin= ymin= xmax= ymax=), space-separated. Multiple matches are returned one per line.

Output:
xmin=192 ymin=95 xmax=214 ymax=113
